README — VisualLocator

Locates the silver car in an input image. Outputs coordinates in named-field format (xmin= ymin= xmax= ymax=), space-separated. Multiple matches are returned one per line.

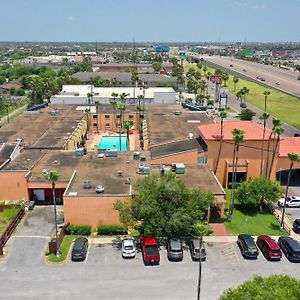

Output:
xmin=122 ymin=238 xmax=136 ymax=258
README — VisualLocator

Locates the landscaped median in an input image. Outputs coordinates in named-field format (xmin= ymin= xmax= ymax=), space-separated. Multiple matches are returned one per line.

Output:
xmin=222 ymin=190 xmax=288 ymax=236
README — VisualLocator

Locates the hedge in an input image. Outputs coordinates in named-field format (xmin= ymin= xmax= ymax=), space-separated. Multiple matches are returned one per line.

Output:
xmin=97 ymin=224 xmax=128 ymax=235
xmin=65 ymin=224 xmax=91 ymax=236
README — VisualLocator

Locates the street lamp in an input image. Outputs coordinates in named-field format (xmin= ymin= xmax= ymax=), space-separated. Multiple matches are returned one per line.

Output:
xmin=197 ymin=236 xmax=203 ymax=300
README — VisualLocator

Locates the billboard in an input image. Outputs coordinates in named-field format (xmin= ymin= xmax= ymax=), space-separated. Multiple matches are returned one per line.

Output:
xmin=210 ymin=75 xmax=223 ymax=84
xmin=244 ymin=51 xmax=254 ymax=58
xmin=156 ymin=47 xmax=170 ymax=53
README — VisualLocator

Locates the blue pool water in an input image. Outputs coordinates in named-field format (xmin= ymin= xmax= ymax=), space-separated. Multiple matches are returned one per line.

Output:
xmin=98 ymin=136 xmax=127 ymax=151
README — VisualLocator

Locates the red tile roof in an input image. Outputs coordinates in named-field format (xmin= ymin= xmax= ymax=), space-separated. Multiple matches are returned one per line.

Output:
xmin=198 ymin=120 xmax=273 ymax=141
xmin=279 ymin=137 xmax=300 ymax=157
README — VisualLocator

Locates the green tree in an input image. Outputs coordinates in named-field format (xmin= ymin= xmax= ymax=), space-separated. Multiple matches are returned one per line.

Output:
xmin=119 ymin=92 xmax=129 ymax=103
xmin=214 ymin=111 xmax=227 ymax=174
xmin=152 ymin=61 xmax=163 ymax=73
xmin=228 ymin=128 xmax=245 ymax=221
xmin=263 ymin=90 xmax=271 ymax=112
xmin=236 ymin=176 xmax=283 ymax=209
xmin=219 ymin=275 xmax=300 ymax=300
xmin=259 ymin=112 xmax=270 ymax=176
xmin=114 ymin=174 xmax=214 ymax=237
xmin=233 ymin=76 xmax=239 ymax=92
xmin=95 ymin=101 xmax=101 ymax=133
xmin=43 ymin=170 xmax=60 ymax=257
xmin=265 ymin=118 xmax=282 ymax=177
xmin=268 ymin=127 xmax=285 ymax=178
xmin=281 ymin=153 xmax=300 ymax=228
xmin=239 ymin=108 xmax=256 ymax=120
xmin=203 ymin=65 xmax=208 ymax=75
xmin=123 ymin=119 xmax=133 ymax=149
xmin=222 ymin=73 xmax=229 ymax=87
xmin=117 ymin=103 xmax=126 ymax=150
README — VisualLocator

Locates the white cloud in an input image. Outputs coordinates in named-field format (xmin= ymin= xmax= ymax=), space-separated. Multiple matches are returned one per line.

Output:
xmin=231 ymin=1 xmax=248 ymax=7
xmin=252 ymin=4 xmax=266 ymax=9
xmin=67 ymin=16 xmax=75 ymax=22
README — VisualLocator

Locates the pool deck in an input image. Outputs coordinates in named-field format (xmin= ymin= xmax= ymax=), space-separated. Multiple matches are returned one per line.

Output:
xmin=86 ymin=130 xmax=140 ymax=151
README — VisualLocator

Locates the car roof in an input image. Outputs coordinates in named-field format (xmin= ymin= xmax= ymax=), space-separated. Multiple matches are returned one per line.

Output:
xmin=123 ymin=238 xmax=134 ymax=246
xmin=290 ymin=196 xmax=300 ymax=201
xmin=73 ymin=237 xmax=87 ymax=249
xmin=259 ymin=236 xmax=279 ymax=249
xmin=280 ymin=237 xmax=300 ymax=251
xmin=294 ymin=219 xmax=300 ymax=225
xmin=169 ymin=238 xmax=182 ymax=250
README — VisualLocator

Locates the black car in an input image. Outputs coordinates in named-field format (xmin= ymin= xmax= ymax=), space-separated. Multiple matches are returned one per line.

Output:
xmin=278 ymin=236 xmax=300 ymax=262
xmin=293 ymin=133 xmax=300 ymax=137
xmin=293 ymin=219 xmax=300 ymax=233
xmin=167 ymin=238 xmax=183 ymax=261
xmin=240 ymin=102 xmax=247 ymax=109
xmin=237 ymin=234 xmax=259 ymax=259
xmin=71 ymin=237 xmax=88 ymax=261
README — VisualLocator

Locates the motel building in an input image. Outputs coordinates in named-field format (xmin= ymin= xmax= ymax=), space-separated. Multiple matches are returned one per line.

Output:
xmin=0 ymin=101 xmax=300 ymax=228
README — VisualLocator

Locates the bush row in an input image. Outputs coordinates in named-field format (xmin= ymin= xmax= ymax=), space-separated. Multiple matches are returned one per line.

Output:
xmin=65 ymin=224 xmax=91 ymax=236
xmin=97 ymin=224 xmax=128 ymax=235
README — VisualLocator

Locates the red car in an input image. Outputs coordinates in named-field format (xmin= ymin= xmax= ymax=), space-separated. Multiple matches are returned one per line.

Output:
xmin=140 ymin=234 xmax=160 ymax=265
xmin=256 ymin=235 xmax=282 ymax=261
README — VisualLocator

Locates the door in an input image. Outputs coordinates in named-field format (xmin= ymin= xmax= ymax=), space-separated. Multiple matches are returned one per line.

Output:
xmin=33 ymin=189 xmax=45 ymax=201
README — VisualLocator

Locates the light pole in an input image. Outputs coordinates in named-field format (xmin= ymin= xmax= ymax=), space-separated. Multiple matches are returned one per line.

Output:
xmin=279 ymin=168 xmax=282 ymax=185
xmin=197 ymin=236 xmax=203 ymax=300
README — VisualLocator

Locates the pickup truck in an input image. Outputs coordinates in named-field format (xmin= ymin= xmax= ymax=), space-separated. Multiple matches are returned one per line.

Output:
xmin=140 ymin=234 xmax=160 ymax=265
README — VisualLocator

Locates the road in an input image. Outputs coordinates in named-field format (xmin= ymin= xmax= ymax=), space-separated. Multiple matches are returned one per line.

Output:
xmin=198 ymin=55 xmax=300 ymax=98
xmin=208 ymin=83 xmax=299 ymax=137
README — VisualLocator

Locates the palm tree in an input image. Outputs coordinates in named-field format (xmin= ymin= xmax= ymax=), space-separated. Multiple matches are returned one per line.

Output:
xmin=84 ymin=108 xmax=91 ymax=131
xmin=259 ymin=112 xmax=270 ymax=176
xmin=87 ymin=92 xmax=93 ymax=105
xmin=236 ymin=90 xmax=243 ymax=105
xmin=280 ymin=152 xmax=300 ymax=229
xmin=123 ymin=120 xmax=133 ymax=150
xmin=110 ymin=93 xmax=118 ymax=130
xmin=142 ymin=83 xmax=148 ymax=107
xmin=268 ymin=127 xmax=285 ymax=178
xmin=119 ymin=92 xmax=129 ymax=104
xmin=44 ymin=170 xmax=60 ymax=257
xmin=233 ymin=76 xmax=239 ymax=92
xmin=265 ymin=118 xmax=282 ymax=177
xmin=131 ymin=71 xmax=139 ymax=99
xmin=117 ymin=103 xmax=126 ymax=151
xmin=177 ymin=75 xmax=185 ymax=100
xmin=242 ymin=87 xmax=250 ymax=103
xmin=214 ymin=111 xmax=227 ymax=174
xmin=263 ymin=90 xmax=271 ymax=113
xmin=203 ymin=65 xmax=208 ymax=76
xmin=95 ymin=101 xmax=101 ymax=133
xmin=222 ymin=73 xmax=229 ymax=87
xmin=4 ymin=104 xmax=10 ymax=123
xmin=228 ymin=128 xmax=245 ymax=221
xmin=137 ymin=95 xmax=144 ymax=107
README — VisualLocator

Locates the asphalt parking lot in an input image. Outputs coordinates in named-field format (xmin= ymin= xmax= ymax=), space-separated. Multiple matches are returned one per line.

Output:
xmin=2 ymin=237 xmax=300 ymax=300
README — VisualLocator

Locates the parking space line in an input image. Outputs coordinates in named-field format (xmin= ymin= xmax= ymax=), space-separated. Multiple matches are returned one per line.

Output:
xmin=85 ymin=245 xmax=90 ymax=264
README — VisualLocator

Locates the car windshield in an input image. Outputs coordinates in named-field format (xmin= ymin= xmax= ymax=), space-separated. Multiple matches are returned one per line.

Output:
xmin=124 ymin=245 xmax=133 ymax=250
xmin=271 ymin=249 xmax=281 ymax=253
xmin=170 ymin=240 xmax=181 ymax=251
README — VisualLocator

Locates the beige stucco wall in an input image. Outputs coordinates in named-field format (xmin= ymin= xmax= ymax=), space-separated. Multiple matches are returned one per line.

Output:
xmin=276 ymin=157 xmax=300 ymax=172
xmin=0 ymin=171 xmax=30 ymax=202
xmin=63 ymin=195 xmax=128 ymax=228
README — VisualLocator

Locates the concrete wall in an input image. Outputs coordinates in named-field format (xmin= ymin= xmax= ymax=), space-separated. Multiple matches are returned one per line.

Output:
xmin=276 ymin=157 xmax=300 ymax=172
xmin=151 ymin=150 xmax=199 ymax=165
xmin=63 ymin=195 xmax=128 ymax=228
xmin=0 ymin=171 xmax=30 ymax=202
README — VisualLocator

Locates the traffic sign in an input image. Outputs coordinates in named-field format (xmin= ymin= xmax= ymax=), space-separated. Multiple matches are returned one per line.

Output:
xmin=210 ymin=75 xmax=223 ymax=84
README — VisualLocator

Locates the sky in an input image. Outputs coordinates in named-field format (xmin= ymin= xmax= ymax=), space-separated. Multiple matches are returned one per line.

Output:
xmin=0 ymin=0 xmax=299 ymax=42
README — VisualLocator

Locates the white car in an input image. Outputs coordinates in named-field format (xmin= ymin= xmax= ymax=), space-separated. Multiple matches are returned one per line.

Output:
xmin=95 ymin=186 xmax=104 ymax=193
xmin=275 ymin=81 xmax=281 ymax=85
xmin=122 ymin=238 xmax=136 ymax=258
xmin=278 ymin=196 xmax=300 ymax=208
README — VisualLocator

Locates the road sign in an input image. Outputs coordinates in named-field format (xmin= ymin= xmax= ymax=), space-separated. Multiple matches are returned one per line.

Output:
xmin=210 ymin=75 xmax=222 ymax=84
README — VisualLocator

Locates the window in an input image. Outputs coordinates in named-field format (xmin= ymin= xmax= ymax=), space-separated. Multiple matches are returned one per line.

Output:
xmin=93 ymin=115 xmax=97 ymax=119
xmin=129 ymin=115 xmax=134 ymax=119
xmin=93 ymin=123 xmax=97 ymax=127
xmin=198 ymin=156 xmax=207 ymax=164
xmin=105 ymin=115 xmax=110 ymax=119
xmin=116 ymin=114 xmax=120 ymax=119
xmin=105 ymin=123 xmax=110 ymax=127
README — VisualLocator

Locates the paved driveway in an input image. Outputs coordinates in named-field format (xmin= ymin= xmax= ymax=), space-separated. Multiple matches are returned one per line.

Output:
xmin=1 ymin=235 xmax=300 ymax=300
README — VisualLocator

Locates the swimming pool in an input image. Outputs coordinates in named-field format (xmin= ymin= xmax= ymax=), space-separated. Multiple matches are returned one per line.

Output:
xmin=98 ymin=136 xmax=127 ymax=151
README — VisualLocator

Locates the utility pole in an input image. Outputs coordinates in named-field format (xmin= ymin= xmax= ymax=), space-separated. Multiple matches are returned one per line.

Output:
xmin=197 ymin=236 xmax=203 ymax=300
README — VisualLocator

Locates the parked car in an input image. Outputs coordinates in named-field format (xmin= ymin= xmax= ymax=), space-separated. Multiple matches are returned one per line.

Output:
xmin=237 ymin=234 xmax=259 ymax=259
xmin=256 ymin=76 xmax=262 ymax=80
xmin=275 ymin=81 xmax=281 ymax=85
xmin=278 ymin=236 xmax=300 ymax=262
xmin=293 ymin=133 xmax=300 ymax=137
xmin=293 ymin=219 xmax=300 ymax=233
xmin=167 ymin=238 xmax=183 ymax=261
xmin=140 ymin=234 xmax=160 ymax=265
xmin=242 ymin=69 xmax=247 ymax=72
xmin=95 ymin=186 xmax=105 ymax=193
xmin=71 ymin=237 xmax=88 ymax=261
xmin=261 ymin=77 xmax=266 ymax=81
xmin=256 ymin=235 xmax=282 ymax=261
xmin=230 ymin=64 xmax=234 ymax=67
xmin=278 ymin=196 xmax=300 ymax=208
xmin=122 ymin=237 xmax=136 ymax=258
xmin=188 ymin=239 xmax=206 ymax=261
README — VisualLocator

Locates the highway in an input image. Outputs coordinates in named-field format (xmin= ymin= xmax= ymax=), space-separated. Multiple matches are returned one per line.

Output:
xmin=195 ymin=55 xmax=300 ymax=98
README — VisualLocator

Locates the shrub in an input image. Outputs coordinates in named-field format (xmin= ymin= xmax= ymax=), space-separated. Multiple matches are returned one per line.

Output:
xmin=97 ymin=224 xmax=128 ymax=235
xmin=65 ymin=224 xmax=91 ymax=236
xmin=194 ymin=223 xmax=213 ymax=236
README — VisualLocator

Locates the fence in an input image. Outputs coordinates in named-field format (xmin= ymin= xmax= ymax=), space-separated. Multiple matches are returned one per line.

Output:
xmin=0 ymin=207 xmax=25 ymax=255
xmin=269 ymin=204 xmax=291 ymax=234
xmin=48 ymin=222 xmax=70 ymax=254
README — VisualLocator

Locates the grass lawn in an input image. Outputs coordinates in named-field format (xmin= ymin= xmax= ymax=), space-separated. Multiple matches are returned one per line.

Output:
xmin=46 ymin=235 xmax=76 ymax=263
xmin=0 ymin=205 xmax=21 ymax=235
xmin=185 ymin=60 xmax=300 ymax=129
xmin=223 ymin=190 xmax=287 ymax=236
